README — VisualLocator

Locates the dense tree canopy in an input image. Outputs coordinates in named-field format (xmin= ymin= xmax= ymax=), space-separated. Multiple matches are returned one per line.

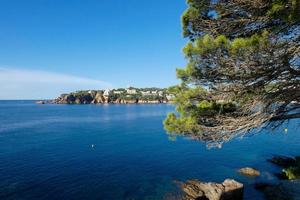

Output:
xmin=164 ymin=0 xmax=300 ymax=147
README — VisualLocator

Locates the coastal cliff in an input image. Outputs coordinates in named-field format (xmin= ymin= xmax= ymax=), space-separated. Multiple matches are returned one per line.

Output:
xmin=42 ymin=87 xmax=174 ymax=104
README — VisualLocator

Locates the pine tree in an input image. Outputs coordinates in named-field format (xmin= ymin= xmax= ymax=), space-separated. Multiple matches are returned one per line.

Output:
xmin=164 ymin=0 xmax=300 ymax=147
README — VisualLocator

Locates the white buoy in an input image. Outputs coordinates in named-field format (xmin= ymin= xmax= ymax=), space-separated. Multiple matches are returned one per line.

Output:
xmin=91 ymin=144 xmax=95 ymax=148
xmin=284 ymin=128 xmax=288 ymax=133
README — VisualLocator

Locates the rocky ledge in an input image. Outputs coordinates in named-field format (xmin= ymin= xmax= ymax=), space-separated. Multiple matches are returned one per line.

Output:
xmin=179 ymin=179 xmax=243 ymax=200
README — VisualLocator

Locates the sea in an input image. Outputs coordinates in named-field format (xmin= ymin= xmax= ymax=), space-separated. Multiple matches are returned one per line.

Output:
xmin=0 ymin=100 xmax=299 ymax=200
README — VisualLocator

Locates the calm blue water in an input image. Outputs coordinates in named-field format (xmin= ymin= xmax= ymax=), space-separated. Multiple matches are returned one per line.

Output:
xmin=0 ymin=101 xmax=299 ymax=200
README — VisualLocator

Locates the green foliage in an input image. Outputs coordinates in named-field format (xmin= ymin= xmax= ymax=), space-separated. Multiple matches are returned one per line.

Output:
xmin=177 ymin=32 xmax=270 ymax=85
xmin=167 ymin=85 xmax=207 ymax=114
xmin=181 ymin=7 xmax=200 ymax=37
xmin=214 ymin=35 xmax=229 ymax=47
xmin=267 ymin=0 xmax=300 ymax=22
xmin=182 ymin=34 xmax=221 ymax=58
xmin=282 ymin=157 xmax=300 ymax=180
xmin=165 ymin=0 xmax=300 ymax=141
xmin=193 ymin=100 xmax=217 ymax=117
xmin=181 ymin=0 xmax=210 ymax=37
xmin=198 ymin=100 xmax=213 ymax=110
xmin=267 ymin=1 xmax=286 ymax=18
xmin=291 ymin=0 xmax=300 ymax=21
xmin=230 ymin=32 xmax=269 ymax=54
xmin=186 ymin=0 xmax=208 ymax=9
xmin=192 ymin=100 xmax=237 ymax=117
xmin=164 ymin=82 xmax=238 ymax=135
xmin=176 ymin=63 xmax=198 ymax=82
xmin=182 ymin=32 xmax=269 ymax=58
xmin=164 ymin=113 xmax=200 ymax=134
xmin=221 ymin=102 xmax=237 ymax=112
xmin=71 ymin=90 xmax=103 ymax=95
xmin=283 ymin=167 xmax=300 ymax=180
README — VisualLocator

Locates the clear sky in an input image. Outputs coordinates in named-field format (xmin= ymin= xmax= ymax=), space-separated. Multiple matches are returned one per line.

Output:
xmin=0 ymin=0 xmax=187 ymax=99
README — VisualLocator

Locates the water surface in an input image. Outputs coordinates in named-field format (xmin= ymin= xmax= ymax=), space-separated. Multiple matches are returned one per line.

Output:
xmin=0 ymin=101 xmax=299 ymax=200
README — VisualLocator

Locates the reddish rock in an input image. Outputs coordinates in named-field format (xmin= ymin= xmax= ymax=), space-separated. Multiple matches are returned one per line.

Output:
xmin=180 ymin=179 xmax=243 ymax=200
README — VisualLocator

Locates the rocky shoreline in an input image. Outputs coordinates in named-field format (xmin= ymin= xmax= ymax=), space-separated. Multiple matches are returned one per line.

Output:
xmin=36 ymin=87 xmax=175 ymax=105
xmin=179 ymin=179 xmax=244 ymax=200
xmin=176 ymin=155 xmax=300 ymax=200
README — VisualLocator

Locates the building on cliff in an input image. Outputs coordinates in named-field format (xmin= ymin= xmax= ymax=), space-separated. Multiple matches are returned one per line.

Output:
xmin=126 ymin=88 xmax=137 ymax=95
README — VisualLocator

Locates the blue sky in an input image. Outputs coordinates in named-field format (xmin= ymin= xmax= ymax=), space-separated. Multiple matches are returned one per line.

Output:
xmin=0 ymin=0 xmax=187 ymax=99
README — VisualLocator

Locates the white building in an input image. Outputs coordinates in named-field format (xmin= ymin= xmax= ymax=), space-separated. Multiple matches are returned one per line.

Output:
xmin=126 ymin=88 xmax=137 ymax=94
xmin=113 ymin=90 xmax=123 ymax=94
xmin=166 ymin=94 xmax=175 ymax=101
xmin=141 ymin=91 xmax=151 ymax=96
xmin=103 ymin=89 xmax=111 ymax=96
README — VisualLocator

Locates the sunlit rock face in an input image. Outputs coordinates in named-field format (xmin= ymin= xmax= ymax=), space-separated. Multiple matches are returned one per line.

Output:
xmin=179 ymin=179 xmax=243 ymax=200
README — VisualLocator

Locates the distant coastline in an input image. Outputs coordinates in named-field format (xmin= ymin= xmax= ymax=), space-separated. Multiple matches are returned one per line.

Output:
xmin=36 ymin=87 xmax=175 ymax=105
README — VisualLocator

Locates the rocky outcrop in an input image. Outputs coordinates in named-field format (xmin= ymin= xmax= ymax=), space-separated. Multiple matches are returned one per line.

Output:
xmin=238 ymin=167 xmax=260 ymax=177
xmin=267 ymin=155 xmax=300 ymax=180
xmin=53 ymin=93 xmax=94 ymax=104
xmin=35 ymin=100 xmax=45 ymax=104
xmin=180 ymin=179 xmax=243 ymax=200
xmin=91 ymin=92 xmax=105 ymax=104
xmin=255 ymin=181 xmax=300 ymax=200
xmin=51 ymin=90 xmax=170 ymax=105
xmin=267 ymin=155 xmax=297 ymax=167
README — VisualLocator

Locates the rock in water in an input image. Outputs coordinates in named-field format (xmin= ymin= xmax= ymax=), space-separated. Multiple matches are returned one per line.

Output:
xmin=222 ymin=179 xmax=244 ymax=200
xmin=255 ymin=181 xmax=300 ymax=200
xmin=180 ymin=179 xmax=243 ymax=200
xmin=267 ymin=155 xmax=296 ymax=167
xmin=238 ymin=167 xmax=260 ymax=177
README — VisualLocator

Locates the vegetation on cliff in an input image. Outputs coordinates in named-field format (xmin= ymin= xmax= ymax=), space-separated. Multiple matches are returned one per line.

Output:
xmin=52 ymin=87 xmax=174 ymax=104
xmin=165 ymin=0 xmax=300 ymax=146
